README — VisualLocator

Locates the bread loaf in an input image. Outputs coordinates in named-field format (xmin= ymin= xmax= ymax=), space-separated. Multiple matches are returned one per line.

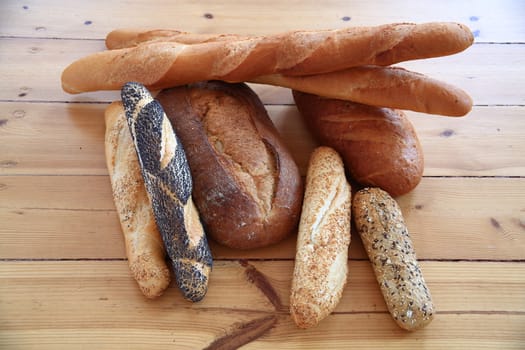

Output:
xmin=293 ymin=91 xmax=424 ymax=197
xmin=121 ymin=82 xmax=213 ymax=302
xmin=290 ymin=147 xmax=352 ymax=329
xmin=61 ymin=22 xmax=473 ymax=93
xmin=253 ymin=66 xmax=472 ymax=116
xmin=104 ymin=101 xmax=170 ymax=299
xmin=352 ymin=187 xmax=435 ymax=331
xmin=156 ymin=81 xmax=303 ymax=250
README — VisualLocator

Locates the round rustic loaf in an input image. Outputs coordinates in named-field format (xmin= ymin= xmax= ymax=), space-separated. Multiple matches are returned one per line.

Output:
xmin=157 ymin=81 xmax=303 ymax=249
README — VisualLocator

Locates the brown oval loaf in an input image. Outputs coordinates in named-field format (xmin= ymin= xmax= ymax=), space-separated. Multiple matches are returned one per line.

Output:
xmin=157 ymin=81 xmax=303 ymax=250
xmin=293 ymin=90 xmax=424 ymax=197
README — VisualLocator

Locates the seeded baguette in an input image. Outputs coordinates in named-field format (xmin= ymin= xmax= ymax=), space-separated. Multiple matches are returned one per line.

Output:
xmin=290 ymin=146 xmax=352 ymax=329
xmin=104 ymin=101 xmax=170 ymax=299
xmin=352 ymin=187 xmax=434 ymax=331
xmin=121 ymin=82 xmax=213 ymax=302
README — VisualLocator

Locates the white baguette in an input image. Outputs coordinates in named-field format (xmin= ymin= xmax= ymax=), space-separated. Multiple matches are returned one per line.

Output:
xmin=104 ymin=101 xmax=170 ymax=299
xmin=290 ymin=146 xmax=352 ymax=329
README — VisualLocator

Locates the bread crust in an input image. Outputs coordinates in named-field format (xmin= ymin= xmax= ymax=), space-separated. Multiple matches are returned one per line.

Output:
xmin=156 ymin=81 xmax=303 ymax=250
xmin=293 ymin=91 xmax=424 ymax=197
xmin=104 ymin=101 xmax=170 ymax=299
xmin=290 ymin=147 xmax=352 ymax=329
xmin=105 ymin=28 xmax=247 ymax=49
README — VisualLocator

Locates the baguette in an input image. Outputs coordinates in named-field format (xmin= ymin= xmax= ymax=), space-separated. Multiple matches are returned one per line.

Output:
xmin=290 ymin=146 xmax=352 ymax=329
xmin=156 ymin=81 xmax=303 ymax=249
xmin=121 ymin=82 xmax=213 ymax=302
xmin=254 ymin=66 xmax=472 ymax=116
xmin=293 ymin=91 xmax=424 ymax=197
xmin=62 ymin=22 xmax=473 ymax=94
xmin=106 ymin=29 xmax=247 ymax=49
xmin=352 ymin=187 xmax=435 ymax=331
xmin=104 ymin=101 xmax=170 ymax=299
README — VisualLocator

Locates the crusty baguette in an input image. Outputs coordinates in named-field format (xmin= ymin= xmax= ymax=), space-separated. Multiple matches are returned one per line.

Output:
xmin=352 ymin=187 xmax=435 ymax=331
xmin=293 ymin=90 xmax=424 ymax=197
xmin=290 ymin=146 xmax=352 ymax=329
xmin=104 ymin=101 xmax=170 ymax=299
xmin=254 ymin=66 xmax=472 ymax=116
xmin=62 ymin=22 xmax=473 ymax=94
xmin=106 ymin=28 xmax=247 ymax=49
xmin=156 ymin=81 xmax=303 ymax=250
xmin=121 ymin=82 xmax=213 ymax=302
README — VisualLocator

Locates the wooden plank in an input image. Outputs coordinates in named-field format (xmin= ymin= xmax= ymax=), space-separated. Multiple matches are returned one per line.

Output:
xmin=1 ymin=314 xmax=523 ymax=350
xmin=1 ymin=0 xmax=524 ymax=43
xmin=1 ymin=103 xmax=524 ymax=177
xmin=0 ymin=38 xmax=524 ymax=105
xmin=0 ymin=261 xmax=524 ymax=349
xmin=0 ymin=103 xmax=108 ymax=175
xmin=1 ymin=177 xmax=524 ymax=260
xmin=1 ymin=260 xmax=524 ymax=315
xmin=0 ymin=208 xmax=126 ymax=259
xmin=409 ymin=106 xmax=525 ymax=176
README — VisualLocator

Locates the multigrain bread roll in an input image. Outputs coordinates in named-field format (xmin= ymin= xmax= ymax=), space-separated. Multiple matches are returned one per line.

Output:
xmin=104 ymin=101 xmax=170 ymax=299
xmin=290 ymin=147 xmax=352 ymax=329
xmin=121 ymin=82 xmax=213 ymax=302
xmin=293 ymin=90 xmax=424 ymax=197
xmin=352 ymin=187 xmax=435 ymax=331
xmin=61 ymin=22 xmax=473 ymax=93
xmin=156 ymin=81 xmax=303 ymax=250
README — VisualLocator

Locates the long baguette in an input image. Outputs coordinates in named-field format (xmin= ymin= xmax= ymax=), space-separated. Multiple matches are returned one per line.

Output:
xmin=106 ymin=29 xmax=247 ymax=49
xmin=254 ymin=66 xmax=472 ymax=116
xmin=62 ymin=22 xmax=473 ymax=94
xmin=121 ymin=82 xmax=213 ymax=302
xmin=104 ymin=101 xmax=171 ymax=299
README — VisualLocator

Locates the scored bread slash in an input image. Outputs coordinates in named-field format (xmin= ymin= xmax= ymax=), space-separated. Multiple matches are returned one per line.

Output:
xmin=352 ymin=187 xmax=435 ymax=331
xmin=121 ymin=81 xmax=213 ymax=302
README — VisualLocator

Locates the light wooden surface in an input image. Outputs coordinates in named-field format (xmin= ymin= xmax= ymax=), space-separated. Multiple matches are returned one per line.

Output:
xmin=1 ymin=1 xmax=524 ymax=349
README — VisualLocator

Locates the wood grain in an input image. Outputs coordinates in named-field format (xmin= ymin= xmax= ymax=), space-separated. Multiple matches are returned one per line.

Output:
xmin=1 ymin=259 xmax=524 ymax=313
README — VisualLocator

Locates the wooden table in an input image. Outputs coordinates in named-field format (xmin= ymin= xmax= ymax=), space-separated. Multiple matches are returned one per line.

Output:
xmin=1 ymin=1 xmax=524 ymax=349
